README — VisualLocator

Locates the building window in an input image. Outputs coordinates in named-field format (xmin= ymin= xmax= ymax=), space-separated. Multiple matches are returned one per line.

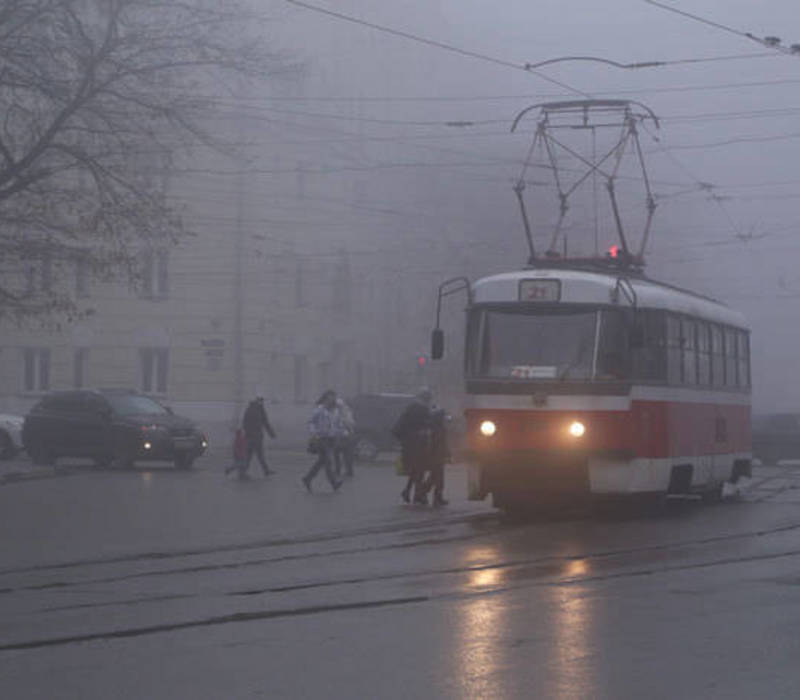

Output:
xmin=294 ymin=257 xmax=305 ymax=308
xmin=332 ymin=256 xmax=352 ymax=316
xmin=73 ymin=348 xmax=88 ymax=388
xmin=75 ymin=257 xmax=90 ymax=298
xmin=140 ymin=348 xmax=169 ymax=394
xmin=139 ymin=250 xmax=169 ymax=300
xmin=23 ymin=348 xmax=51 ymax=392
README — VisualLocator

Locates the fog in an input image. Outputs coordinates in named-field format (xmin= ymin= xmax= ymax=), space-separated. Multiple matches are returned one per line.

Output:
xmin=249 ymin=0 xmax=800 ymax=415
xmin=4 ymin=5 xmax=800 ymax=695
xmin=2 ymin=0 xmax=799 ymax=431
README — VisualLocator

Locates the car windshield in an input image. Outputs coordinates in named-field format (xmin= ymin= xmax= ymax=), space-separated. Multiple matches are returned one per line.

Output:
xmin=467 ymin=307 xmax=631 ymax=381
xmin=105 ymin=394 xmax=169 ymax=416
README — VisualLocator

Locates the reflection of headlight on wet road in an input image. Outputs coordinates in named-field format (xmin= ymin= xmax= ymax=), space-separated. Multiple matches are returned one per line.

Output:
xmin=480 ymin=420 xmax=497 ymax=437
xmin=568 ymin=421 xmax=585 ymax=438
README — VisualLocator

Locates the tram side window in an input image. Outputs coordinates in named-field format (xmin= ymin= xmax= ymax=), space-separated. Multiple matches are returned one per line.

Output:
xmin=697 ymin=321 xmax=711 ymax=386
xmin=724 ymin=327 xmax=738 ymax=388
xmin=632 ymin=310 xmax=666 ymax=382
xmin=711 ymin=324 xmax=725 ymax=387
xmin=666 ymin=314 xmax=683 ymax=385
xmin=465 ymin=310 xmax=483 ymax=375
xmin=597 ymin=310 xmax=631 ymax=380
xmin=681 ymin=318 xmax=697 ymax=385
xmin=738 ymin=331 xmax=751 ymax=388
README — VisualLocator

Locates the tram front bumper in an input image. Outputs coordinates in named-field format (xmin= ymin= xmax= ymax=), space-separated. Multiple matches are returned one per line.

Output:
xmin=465 ymin=448 xmax=638 ymax=500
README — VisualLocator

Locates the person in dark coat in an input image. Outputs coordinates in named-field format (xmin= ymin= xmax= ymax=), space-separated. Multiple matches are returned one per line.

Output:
xmin=421 ymin=407 xmax=450 ymax=506
xmin=393 ymin=387 xmax=433 ymax=504
xmin=240 ymin=396 xmax=277 ymax=478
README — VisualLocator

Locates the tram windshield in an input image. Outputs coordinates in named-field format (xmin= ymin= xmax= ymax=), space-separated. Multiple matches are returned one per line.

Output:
xmin=467 ymin=307 xmax=630 ymax=381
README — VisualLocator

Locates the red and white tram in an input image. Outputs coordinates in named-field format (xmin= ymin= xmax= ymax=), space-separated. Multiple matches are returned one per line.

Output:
xmin=433 ymin=260 xmax=751 ymax=511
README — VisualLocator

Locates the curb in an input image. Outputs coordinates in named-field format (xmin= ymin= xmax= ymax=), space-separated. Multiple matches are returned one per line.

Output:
xmin=0 ymin=466 xmax=60 ymax=485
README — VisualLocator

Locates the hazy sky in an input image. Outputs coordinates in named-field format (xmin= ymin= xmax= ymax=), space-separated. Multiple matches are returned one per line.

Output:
xmin=264 ymin=0 xmax=800 ymax=408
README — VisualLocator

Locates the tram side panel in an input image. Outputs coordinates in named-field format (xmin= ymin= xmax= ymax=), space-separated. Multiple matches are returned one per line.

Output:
xmin=465 ymin=396 xmax=751 ymax=501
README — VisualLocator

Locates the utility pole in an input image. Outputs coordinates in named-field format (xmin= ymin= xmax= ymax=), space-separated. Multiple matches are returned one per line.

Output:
xmin=232 ymin=164 xmax=245 ymax=428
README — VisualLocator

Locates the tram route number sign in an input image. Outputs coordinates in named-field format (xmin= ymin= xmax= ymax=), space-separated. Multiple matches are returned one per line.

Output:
xmin=511 ymin=365 xmax=557 ymax=379
xmin=519 ymin=279 xmax=561 ymax=302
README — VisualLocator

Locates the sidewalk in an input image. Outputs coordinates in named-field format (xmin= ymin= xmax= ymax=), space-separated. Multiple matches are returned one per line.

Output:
xmin=0 ymin=454 xmax=58 ymax=485
xmin=0 ymin=446 xmax=397 ymax=486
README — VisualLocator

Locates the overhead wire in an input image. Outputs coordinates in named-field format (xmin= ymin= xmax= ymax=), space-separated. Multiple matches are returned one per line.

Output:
xmin=647 ymin=131 xmax=800 ymax=152
xmin=280 ymin=0 xmax=593 ymax=97
xmin=175 ymin=73 xmax=800 ymax=108
xmin=642 ymin=0 xmax=800 ymax=53
xmin=641 ymin=0 xmax=758 ymax=40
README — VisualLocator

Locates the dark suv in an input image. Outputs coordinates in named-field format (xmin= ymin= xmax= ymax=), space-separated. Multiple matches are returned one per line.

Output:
xmin=348 ymin=393 xmax=415 ymax=460
xmin=22 ymin=389 xmax=207 ymax=469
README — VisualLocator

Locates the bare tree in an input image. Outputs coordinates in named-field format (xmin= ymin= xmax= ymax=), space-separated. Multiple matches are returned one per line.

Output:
xmin=0 ymin=0 xmax=291 ymax=322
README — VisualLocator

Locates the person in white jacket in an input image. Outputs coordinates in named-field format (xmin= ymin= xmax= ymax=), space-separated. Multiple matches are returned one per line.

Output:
xmin=333 ymin=397 xmax=356 ymax=478
xmin=302 ymin=390 xmax=343 ymax=492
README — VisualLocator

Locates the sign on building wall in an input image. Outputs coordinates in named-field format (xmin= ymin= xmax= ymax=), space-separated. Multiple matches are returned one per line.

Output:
xmin=201 ymin=339 xmax=225 ymax=371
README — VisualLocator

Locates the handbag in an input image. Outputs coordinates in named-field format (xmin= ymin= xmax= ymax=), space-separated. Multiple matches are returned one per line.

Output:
xmin=233 ymin=429 xmax=247 ymax=461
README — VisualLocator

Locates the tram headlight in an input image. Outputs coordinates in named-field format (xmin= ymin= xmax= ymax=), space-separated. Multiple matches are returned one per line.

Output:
xmin=568 ymin=421 xmax=586 ymax=438
xmin=480 ymin=420 xmax=497 ymax=437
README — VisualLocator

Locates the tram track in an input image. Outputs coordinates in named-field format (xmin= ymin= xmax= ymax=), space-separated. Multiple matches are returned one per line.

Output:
xmin=0 ymin=510 xmax=498 ymax=577
xmin=5 ymin=508 xmax=800 ymax=610
xmin=0 ymin=466 xmax=790 ymax=584
xmin=5 ymin=468 xmax=786 ymax=581
xmin=5 ymin=540 xmax=800 ymax=654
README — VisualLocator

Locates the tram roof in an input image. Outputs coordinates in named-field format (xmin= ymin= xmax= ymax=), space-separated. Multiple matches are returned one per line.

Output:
xmin=471 ymin=268 xmax=748 ymax=328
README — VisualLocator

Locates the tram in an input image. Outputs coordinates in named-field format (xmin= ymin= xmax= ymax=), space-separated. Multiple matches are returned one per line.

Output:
xmin=430 ymin=99 xmax=752 ymax=511
xmin=432 ymin=258 xmax=752 ymax=511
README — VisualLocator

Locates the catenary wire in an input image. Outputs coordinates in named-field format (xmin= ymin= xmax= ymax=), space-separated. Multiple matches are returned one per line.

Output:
xmin=280 ymin=0 xmax=592 ymax=97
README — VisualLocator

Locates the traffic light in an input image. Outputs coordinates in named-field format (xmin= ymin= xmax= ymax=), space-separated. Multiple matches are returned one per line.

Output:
xmin=416 ymin=353 xmax=428 ymax=369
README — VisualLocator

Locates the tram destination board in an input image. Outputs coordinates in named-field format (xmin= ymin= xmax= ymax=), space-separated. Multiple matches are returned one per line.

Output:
xmin=519 ymin=278 xmax=561 ymax=302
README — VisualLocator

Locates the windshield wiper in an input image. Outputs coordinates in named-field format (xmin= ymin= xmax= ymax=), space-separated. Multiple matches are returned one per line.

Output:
xmin=558 ymin=339 xmax=589 ymax=381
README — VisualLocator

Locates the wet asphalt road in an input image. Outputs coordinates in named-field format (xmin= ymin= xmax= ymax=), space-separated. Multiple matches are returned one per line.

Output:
xmin=2 ymin=452 xmax=800 ymax=699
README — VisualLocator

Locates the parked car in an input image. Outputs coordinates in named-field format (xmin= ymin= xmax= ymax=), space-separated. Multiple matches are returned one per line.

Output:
xmin=0 ymin=414 xmax=24 ymax=460
xmin=348 ymin=393 xmax=416 ymax=461
xmin=752 ymin=413 xmax=800 ymax=465
xmin=22 ymin=389 xmax=207 ymax=469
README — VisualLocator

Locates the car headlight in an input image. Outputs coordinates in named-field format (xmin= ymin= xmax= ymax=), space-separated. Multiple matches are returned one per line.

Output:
xmin=568 ymin=420 xmax=585 ymax=438
xmin=480 ymin=420 xmax=497 ymax=437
